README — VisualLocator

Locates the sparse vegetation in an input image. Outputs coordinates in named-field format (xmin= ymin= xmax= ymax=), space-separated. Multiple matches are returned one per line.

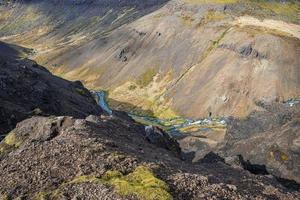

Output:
xmin=0 ymin=132 xmax=24 ymax=154
xmin=128 ymin=84 xmax=137 ymax=90
xmin=137 ymin=68 xmax=158 ymax=87
xmin=250 ymin=0 xmax=300 ymax=15
xmin=103 ymin=166 xmax=172 ymax=200
xmin=202 ymin=10 xmax=226 ymax=24
xmin=181 ymin=14 xmax=195 ymax=26
xmin=75 ymin=88 xmax=87 ymax=96
xmin=33 ymin=166 xmax=171 ymax=200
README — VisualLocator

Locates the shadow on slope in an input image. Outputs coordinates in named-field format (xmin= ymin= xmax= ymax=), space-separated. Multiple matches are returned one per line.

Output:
xmin=0 ymin=0 xmax=170 ymax=36
xmin=0 ymin=41 xmax=102 ymax=138
xmin=0 ymin=41 xmax=32 ymax=59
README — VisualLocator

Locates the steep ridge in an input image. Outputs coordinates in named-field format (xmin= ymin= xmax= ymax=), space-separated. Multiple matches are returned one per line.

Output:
xmin=0 ymin=0 xmax=299 ymax=119
xmin=0 ymin=41 xmax=102 ymax=137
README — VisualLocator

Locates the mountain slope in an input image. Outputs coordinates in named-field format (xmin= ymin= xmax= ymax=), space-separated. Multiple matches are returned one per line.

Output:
xmin=0 ymin=0 xmax=299 ymax=119
xmin=0 ymin=41 xmax=102 ymax=137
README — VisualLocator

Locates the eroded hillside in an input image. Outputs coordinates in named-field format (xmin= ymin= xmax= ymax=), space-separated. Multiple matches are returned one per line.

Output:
xmin=0 ymin=0 xmax=299 ymax=119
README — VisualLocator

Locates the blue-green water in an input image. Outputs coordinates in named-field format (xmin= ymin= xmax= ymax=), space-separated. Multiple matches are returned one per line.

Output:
xmin=92 ymin=90 xmax=227 ymax=136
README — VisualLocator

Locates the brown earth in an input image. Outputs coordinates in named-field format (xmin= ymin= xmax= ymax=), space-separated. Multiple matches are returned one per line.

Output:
xmin=0 ymin=0 xmax=299 ymax=118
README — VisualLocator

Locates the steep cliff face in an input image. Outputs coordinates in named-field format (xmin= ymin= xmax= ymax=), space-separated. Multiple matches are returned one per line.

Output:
xmin=0 ymin=41 xmax=102 ymax=137
xmin=0 ymin=0 xmax=299 ymax=118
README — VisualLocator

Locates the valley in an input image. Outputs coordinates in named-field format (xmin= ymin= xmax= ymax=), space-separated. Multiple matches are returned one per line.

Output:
xmin=0 ymin=0 xmax=299 ymax=119
xmin=0 ymin=0 xmax=299 ymax=199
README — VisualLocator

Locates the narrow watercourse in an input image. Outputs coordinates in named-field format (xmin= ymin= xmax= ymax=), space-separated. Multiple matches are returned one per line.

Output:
xmin=92 ymin=90 xmax=228 ymax=138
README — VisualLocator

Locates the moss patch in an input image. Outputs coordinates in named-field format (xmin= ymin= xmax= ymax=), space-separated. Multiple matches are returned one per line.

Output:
xmin=34 ymin=166 xmax=171 ymax=200
xmin=280 ymin=152 xmax=288 ymax=161
xmin=103 ymin=166 xmax=172 ymax=200
xmin=75 ymin=88 xmax=88 ymax=96
xmin=137 ymin=68 xmax=158 ymax=87
xmin=0 ymin=132 xmax=24 ymax=154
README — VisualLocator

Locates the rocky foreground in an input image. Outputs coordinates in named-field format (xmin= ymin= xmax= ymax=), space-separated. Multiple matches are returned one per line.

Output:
xmin=0 ymin=41 xmax=299 ymax=199
xmin=0 ymin=114 xmax=299 ymax=200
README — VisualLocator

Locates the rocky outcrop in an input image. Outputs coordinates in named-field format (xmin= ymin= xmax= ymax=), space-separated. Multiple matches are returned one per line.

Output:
xmin=0 ymin=115 xmax=299 ymax=199
xmin=219 ymin=102 xmax=300 ymax=184
xmin=0 ymin=42 xmax=102 ymax=137
xmin=145 ymin=125 xmax=181 ymax=157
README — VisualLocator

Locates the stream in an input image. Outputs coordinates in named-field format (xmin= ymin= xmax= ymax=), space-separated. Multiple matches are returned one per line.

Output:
xmin=91 ymin=90 xmax=300 ymax=138
xmin=92 ymin=91 xmax=300 ymax=137
xmin=92 ymin=91 xmax=227 ymax=137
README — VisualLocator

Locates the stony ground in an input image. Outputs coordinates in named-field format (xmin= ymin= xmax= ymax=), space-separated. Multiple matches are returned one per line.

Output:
xmin=219 ymin=102 xmax=300 ymax=185
xmin=0 ymin=114 xmax=299 ymax=200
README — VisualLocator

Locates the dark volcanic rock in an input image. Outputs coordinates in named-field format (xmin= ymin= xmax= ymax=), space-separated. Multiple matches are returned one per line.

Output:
xmin=145 ymin=125 xmax=181 ymax=157
xmin=0 ymin=115 xmax=299 ymax=199
xmin=220 ymin=102 xmax=300 ymax=183
xmin=198 ymin=152 xmax=225 ymax=164
xmin=0 ymin=42 xmax=102 ymax=137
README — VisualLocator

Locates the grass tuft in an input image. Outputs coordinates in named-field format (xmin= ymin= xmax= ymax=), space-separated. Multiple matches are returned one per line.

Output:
xmin=104 ymin=166 xmax=172 ymax=200
xmin=33 ymin=166 xmax=171 ymax=200
xmin=0 ymin=132 xmax=24 ymax=154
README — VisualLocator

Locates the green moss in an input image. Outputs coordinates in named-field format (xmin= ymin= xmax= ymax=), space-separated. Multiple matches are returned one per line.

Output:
xmin=0 ymin=132 xmax=24 ymax=154
xmin=137 ymin=68 xmax=158 ymax=87
xmin=4 ymin=132 xmax=22 ymax=147
xmin=33 ymin=166 xmax=171 ymax=200
xmin=102 ymin=170 xmax=123 ymax=180
xmin=103 ymin=166 xmax=172 ymax=200
xmin=279 ymin=151 xmax=289 ymax=161
xmin=75 ymin=88 xmax=87 ymax=96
